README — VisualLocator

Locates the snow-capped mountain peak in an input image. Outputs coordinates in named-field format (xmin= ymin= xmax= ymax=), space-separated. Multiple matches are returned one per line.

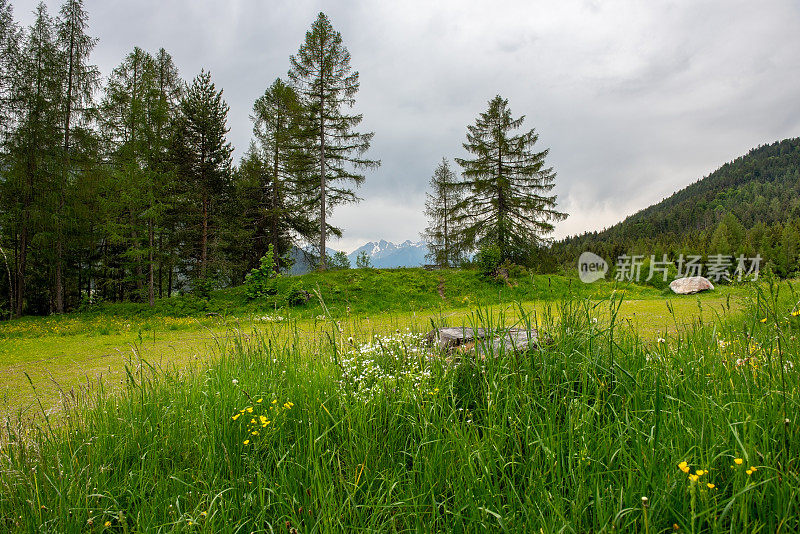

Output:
xmin=348 ymin=240 xmax=428 ymax=268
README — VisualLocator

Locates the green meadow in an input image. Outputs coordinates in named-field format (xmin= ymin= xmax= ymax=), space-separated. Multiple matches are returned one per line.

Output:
xmin=1 ymin=269 xmax=799 ymax=532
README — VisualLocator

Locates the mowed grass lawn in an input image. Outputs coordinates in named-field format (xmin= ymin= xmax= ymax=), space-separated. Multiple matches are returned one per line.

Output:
xmin=1 ymin=271 xmax=746 ymax=418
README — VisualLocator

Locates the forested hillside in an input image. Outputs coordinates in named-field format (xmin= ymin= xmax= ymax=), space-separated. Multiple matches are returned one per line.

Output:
xmin=553 ymin=138 xmax=800 ymax=277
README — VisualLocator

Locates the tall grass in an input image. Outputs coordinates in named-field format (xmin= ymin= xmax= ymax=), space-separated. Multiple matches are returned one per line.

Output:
xmin=1 ymin=285 xmax=799 ymax=532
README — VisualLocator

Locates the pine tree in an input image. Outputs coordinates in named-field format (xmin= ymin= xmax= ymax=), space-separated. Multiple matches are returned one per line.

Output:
xmin=249 ymin=78 xmax=316 ymax=268
xmin=454 ymin=95 xmax=566 ymax=262
xmin=288 ymin=12 xmax=379 ymax=270
xmin=53 ymin=0 xmax=99 ymax=312
xmin=422 ymin=158 xmax=464 ymax=268
xmin=174 ymin=70 xmax=232 ymax=280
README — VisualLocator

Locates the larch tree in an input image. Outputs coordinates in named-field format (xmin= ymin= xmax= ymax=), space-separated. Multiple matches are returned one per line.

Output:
xmin=454 ymin=95 xmax=566 ymax=262
xmin=288 ymin=12 xmax=379 ymax=270
xmin=422 ymin=158 xmax=464 ymax=268
xmin=0 ymin=0 xmax=19 ymax=139
xmin=174 ymin=70 xmax=232 ymax=280
xmin=53 ymin=0 xmax=99 ymax=312
xmin=249 ymin=78 xmax=316 ymax=270
xmin=100 ymin=47 xmax=156 ymax=299
xmin=0 ymin=0 xmax=19 ymax=317
xmin=5 ymin=3 xmax=62 ymax=316
xmin=146 ymin=48 xmax=181 ymax=305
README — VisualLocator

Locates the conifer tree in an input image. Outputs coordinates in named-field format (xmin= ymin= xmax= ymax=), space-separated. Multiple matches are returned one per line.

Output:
xmin=100 ymin=47 xmax=156 ymax=299
xmin=249 ymin=78 xmax=316 ymax=268
xmin=0 ymin=0 xmax=19 ymax=317
xmin=174 ymin=70 xmax=232 ymax=280
xmin=5 ymin=3 xmax=62 ymax=316
xmin=0 ymin=0 xmax=19 ymax=141
xmin=288 ymin=12 xmax=379 ymax=269
xmin=53 ymin=0 xmax=99 ymax=312
xmin=422 ymin=158 xmax=464 ymax=267
xmin=454 ymin=95 xmax=566 ymax=262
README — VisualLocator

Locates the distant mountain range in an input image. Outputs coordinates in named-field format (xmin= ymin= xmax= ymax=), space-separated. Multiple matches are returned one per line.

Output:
xmin=287 ymin=240 xmax=429 ymax=274
xmin=347 ymin=240 xmax=428 ymax=268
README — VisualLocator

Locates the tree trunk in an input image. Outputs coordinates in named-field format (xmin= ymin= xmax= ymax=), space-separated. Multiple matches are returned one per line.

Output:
xmin=15 ymin=225 xmax=27 ymax=318
xmin=148 ymin=217 xmax=154 ymax=306
xmin=56 ymin=18 xmax=76 ymax=314
xmin=319 ymin=93 xmax=327 ymax=270
xmin=272 ymin=142 xmax=280 ymax=271
xmin=201 ymin=191 xmax=208 ymax=277
xmin=0 ymin=244 xmax=14 ymax=319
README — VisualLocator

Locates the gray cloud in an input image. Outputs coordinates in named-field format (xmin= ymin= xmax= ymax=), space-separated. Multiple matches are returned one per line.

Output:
xmin=13 ymin=0 xmax=800 ymax=252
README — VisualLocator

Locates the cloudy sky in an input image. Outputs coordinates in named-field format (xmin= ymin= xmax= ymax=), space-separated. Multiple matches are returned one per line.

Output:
xmin=14 ymin=0 xmax=800 ymax=252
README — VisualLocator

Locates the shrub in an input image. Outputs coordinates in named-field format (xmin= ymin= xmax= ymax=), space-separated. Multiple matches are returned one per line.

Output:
xmin=286 ymin=282 xmax=311 ymax=306
xmin=245 ymin=246 xmax=279 ymax=300
xmin=356 ymin=251 xmax=373 ymax=269
xmin=192 ymin=277 xmax=215 ymax=299
xmin=475 ymin=244 xmax=502 ymax=278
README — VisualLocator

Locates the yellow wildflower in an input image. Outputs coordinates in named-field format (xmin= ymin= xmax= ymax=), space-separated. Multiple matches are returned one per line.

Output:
xmin=251 ymin=431 xmax=258 ymax=436
xmin=259 ymin=415 xmax=268 ymax=424
xmin=695 ymin=469 xmax=705 ymax=476
xmin=707 ymin=483 xmax=715 ymax=489
xmin=678 ymin=461 xmax=690 ymax=473
xmin=105 ymin=521 xmax=112 ymax=528
xmin=746 ymin=469 xmax=753 ymax=475
xmin=734 ymin=458 xmax=743 ymax=465
xmin=750 ymin=466 xmax=757 ymax=472
xmin=257 ymin=398 xmax=263 ymax=403
xmin=243 ymin=439 xmax=250 ymax=445
xmin=232 ymin=413 xmax=241 ymax=421
xmin=246 ymin=407 xmax=253 ymax=413
xmin=272 ymin=399 xmax=278 ymax=404
xmin=689 ymin=474 xmax=699 ymax=482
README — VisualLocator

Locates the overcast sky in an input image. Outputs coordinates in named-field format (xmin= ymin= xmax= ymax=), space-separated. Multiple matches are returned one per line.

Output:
xmin=13 ymin=0 xmax=800 ymax=252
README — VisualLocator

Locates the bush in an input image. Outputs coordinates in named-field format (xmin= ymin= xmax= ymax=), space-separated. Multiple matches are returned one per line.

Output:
xmin=245 ymin=246 xmax=279 ymax=300
xmin=192 ymin=277 xmax=215 ymax=299
xmin=356 ymin=251 xmax=372 ymax=269
xmin=475 ymin=244 xmax=502 ymax=279
xmin=328 ymin=251 xmax=351 ymax=270
xmin=286 ymin=282 xmax=311 ymax=306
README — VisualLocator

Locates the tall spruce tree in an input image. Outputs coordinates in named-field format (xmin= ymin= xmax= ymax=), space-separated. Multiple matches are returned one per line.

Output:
xmin=288 ymin=12 xmax=379 ymax=270
xmin=422 ymin=158 xmax=463 ymax=267
xmin=454 ymin=95 xmax=566 ymax=262
xmin=53 ymin=0 xmax=99 ymax=312
xmin=174 ymin=70 xmax=232 ymax=280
